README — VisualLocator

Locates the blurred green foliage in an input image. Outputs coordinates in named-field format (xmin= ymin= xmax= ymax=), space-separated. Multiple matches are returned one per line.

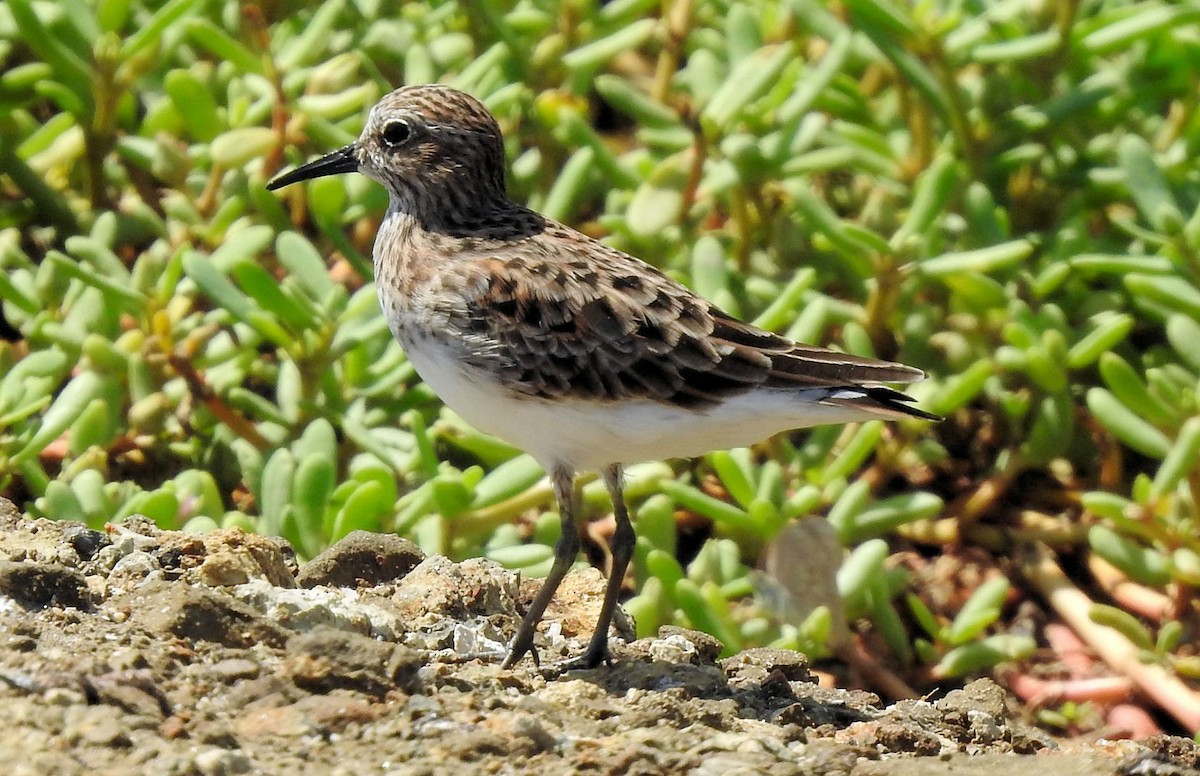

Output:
xmin=2 ymin=0 xmax=1199 ymax=686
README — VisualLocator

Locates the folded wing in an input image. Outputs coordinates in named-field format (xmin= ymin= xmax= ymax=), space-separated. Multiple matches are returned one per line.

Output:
xmin=446 ymin=231 xmax=936 ymax=421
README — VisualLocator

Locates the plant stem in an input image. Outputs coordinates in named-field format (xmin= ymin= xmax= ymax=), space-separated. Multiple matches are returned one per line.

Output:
xmin=1023 ymin=543 xmax=1200 ymax=731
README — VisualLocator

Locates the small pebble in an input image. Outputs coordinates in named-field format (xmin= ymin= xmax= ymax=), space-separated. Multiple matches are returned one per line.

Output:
xmin=64 ymin=526 xmax=110 ymax=561
xmin=210 ymin=658 xmax=261 ymax=682
xmin=193 ymin=747 xmax=252 ymax=776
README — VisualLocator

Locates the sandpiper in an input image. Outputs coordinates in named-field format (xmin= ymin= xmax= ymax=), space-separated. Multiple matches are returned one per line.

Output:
xmin=268 ymin=84 xmax=938 ymax=670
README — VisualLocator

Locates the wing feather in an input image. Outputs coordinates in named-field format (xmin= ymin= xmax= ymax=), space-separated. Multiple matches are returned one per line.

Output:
xmin=438 ymin=224 xmax=933 ymax=420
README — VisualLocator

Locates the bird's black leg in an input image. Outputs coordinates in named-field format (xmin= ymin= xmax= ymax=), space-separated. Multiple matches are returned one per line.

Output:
xmin=502 ymin=464 xmax=579 ymax=668
xmin=574 ymin=463 xmax=634 ymax=669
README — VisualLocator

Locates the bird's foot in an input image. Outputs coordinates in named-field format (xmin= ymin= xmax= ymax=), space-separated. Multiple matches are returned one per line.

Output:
xmin=540 ymin=644 xmax=613 ymax=677
xmin=501 ymin=632 xmax=540 ymax=669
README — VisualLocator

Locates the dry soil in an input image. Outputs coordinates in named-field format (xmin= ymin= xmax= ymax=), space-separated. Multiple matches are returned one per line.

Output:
xmin=0 ymin=498 xmax=1196 ymax=775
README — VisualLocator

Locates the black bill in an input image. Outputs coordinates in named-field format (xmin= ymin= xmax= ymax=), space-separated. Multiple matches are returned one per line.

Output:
xmin=266 ymin=143 xmax=360 ymax=190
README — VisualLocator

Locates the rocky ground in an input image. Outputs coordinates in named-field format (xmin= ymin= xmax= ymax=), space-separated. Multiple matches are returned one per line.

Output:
xmin=0 ymin=497 xmax=1196 ymax=776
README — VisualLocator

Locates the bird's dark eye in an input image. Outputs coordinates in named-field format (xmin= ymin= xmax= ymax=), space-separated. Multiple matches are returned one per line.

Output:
xmin=381 ymin=119 xmax=411 ymax=148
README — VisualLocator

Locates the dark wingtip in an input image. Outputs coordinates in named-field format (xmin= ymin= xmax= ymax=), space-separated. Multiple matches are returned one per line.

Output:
xmin=863 ymin=386 xmax=943 ymax=422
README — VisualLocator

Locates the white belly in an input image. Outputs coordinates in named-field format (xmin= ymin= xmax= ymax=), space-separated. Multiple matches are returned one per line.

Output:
xmin=400 ymin=334 xmax=875 ymax=472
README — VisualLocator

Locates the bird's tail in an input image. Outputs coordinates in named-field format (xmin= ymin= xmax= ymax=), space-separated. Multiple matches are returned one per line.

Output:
xmin=821 ymin=385 xmax=942 ymax=422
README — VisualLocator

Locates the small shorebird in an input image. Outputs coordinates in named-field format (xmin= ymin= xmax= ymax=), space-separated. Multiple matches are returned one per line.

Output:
xmin=268 ymin=84 xmax=937 ymax=670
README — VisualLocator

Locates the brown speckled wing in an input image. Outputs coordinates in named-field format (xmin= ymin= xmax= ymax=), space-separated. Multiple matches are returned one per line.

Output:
xmin=445 ymin=227 xmax=928 ymax=414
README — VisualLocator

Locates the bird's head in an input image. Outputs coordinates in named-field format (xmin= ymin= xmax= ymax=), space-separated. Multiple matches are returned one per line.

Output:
xmin=268 ymin=85 xmax=509 ymax=224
